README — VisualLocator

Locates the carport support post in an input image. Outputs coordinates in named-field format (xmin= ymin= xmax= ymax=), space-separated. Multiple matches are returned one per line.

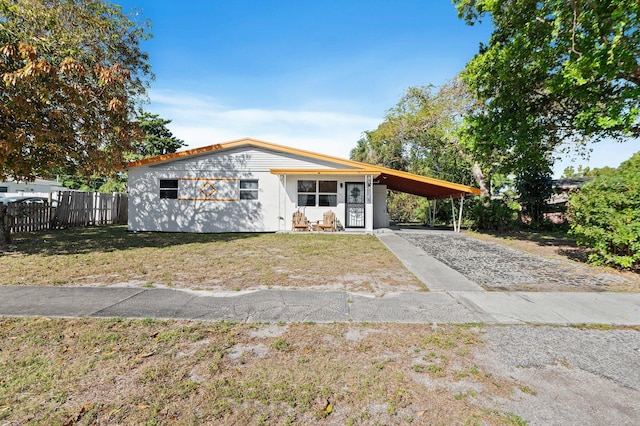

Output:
xmin=458 ymin=195 xmax=464 ymax=233
xmin=450 ymin=195 xmax=465 ymax=233
xmin=450 ymin=197 xmax=456 ymax=232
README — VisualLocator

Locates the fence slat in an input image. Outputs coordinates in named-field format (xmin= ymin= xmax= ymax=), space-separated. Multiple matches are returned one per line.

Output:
xmin=51 ymin=191 xmax=127 ymax=230
xmin=6 ymin=191 xmax=128 ymax=234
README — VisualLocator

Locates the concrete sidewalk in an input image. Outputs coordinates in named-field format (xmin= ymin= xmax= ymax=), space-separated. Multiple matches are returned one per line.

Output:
xmin=1 ymin=286 xmax=640 ymax=325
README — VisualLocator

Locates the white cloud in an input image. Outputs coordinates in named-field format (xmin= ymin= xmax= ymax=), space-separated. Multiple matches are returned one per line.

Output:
xmin=146 ymin=89 xmax=380 ymax=159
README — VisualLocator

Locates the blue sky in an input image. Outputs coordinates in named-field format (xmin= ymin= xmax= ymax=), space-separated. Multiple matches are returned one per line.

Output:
xmin=119 ymin=0 xmax=638 ymax=177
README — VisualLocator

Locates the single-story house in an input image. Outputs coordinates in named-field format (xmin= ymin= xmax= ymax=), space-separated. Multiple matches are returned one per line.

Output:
xmin=124 ymin=138 xmax=481 ymax=233
xmin=0 ymin=178 xmax=69 ymax=194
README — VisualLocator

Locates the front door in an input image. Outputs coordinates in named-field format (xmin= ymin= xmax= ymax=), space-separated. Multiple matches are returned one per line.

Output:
xmin=345 ymin=182 xmax=365 ymax=228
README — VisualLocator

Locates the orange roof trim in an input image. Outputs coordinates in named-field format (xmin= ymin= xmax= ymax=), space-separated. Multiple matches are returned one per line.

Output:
xmin=124 ymin=137 xmax=362 ymax=169
xmin=125 ymin=137 xmax=481 ymax=199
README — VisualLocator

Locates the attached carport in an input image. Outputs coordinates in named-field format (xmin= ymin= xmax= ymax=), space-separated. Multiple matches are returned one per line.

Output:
xmin=369 ymin=165 xmax=482 ymax=232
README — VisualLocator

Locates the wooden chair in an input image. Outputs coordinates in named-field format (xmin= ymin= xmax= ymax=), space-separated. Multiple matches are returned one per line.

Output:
xmin=292 ymin=210 xmax=310 ymax=231
xmin=317 ymin=210 xmax=336 ymax=232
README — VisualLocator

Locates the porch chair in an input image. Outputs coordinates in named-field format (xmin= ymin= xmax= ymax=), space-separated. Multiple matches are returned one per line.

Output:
xmin=316 ymin=210 xmax=336 ymax=232
xmin=291 ymin=210 xmax=311 ymax=231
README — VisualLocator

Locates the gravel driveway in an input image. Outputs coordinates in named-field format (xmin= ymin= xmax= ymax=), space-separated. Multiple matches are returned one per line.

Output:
xmin=397 ymin=230 xmax=631 ymax=291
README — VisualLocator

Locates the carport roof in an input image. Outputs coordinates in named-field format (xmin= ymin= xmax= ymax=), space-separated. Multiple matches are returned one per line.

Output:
xmin=125 ymin=138 xmax=481 ymax=199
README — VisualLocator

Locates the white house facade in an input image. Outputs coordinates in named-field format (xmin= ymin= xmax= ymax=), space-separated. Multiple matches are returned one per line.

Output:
xmin=125 ymin=138 xmax=481 ymax=233
xmin=0 ymin=178 xmax=69 ymax=194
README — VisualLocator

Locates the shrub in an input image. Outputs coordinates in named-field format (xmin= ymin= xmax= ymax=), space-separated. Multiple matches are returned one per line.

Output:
xmin=567 ymin=170 xmax=640 ymax=269
xmin=468 ymin=197 xmax=519 ymax=231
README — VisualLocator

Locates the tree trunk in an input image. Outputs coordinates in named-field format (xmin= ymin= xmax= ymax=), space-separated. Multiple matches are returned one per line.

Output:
xmin=0 ymin=205 xmax=12 ymax=245
xmin=471 ymin=162 xmax=491 ymax=198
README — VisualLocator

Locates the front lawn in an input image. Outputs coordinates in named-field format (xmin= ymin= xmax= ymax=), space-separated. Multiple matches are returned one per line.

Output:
xmin=0 ymin=226 xmax=424 ymax=294
xmin=0 ymin=317 xmax=523 ymax=425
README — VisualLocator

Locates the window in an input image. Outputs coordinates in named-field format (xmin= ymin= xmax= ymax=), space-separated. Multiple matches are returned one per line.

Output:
xmin=297 ymin=180 xmax=316 ymax=206
xmin=159 ymin=179 xmax=178 ymax=199
xmin=318 ymin=180 xmax=337 ymax=207
xmin=297 ymin=180 xmax=337 ymax=207
xmin=0 ymin=186 xmax=7 ymax=193
xmin=239 ymin=179 xmax=259 ymax=200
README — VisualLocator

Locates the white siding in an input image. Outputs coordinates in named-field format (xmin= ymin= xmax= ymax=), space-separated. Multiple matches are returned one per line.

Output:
xmin=373 ymin=185 xmax=389 ymax=229
xmin=151 ymin=147 xmax=357 ymax=172
xmin=127 ymin=146 xmax=361 ymax=233
xmin=283 ymin=175 xmax=375 ymax=231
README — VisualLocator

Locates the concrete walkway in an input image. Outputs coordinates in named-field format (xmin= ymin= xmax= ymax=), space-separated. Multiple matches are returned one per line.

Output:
xmin=1 ymin=229 xmax=639 ymax=325
xmin=2 ymin=286 xmax=640 ymax=325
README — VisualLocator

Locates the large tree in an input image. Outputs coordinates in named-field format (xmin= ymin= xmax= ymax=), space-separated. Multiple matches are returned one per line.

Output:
xmin=130 ymin=111 xmax=185 ymax=160
xmin=96 ymin=110 xmax=186 ymax=192
xmin=0 ymin=0 xmax=152 ymax=181
xmin=351 ymin=80 xmax=501 ymax=224
xmin=455 ymin=0 xmax=640 ymax=173
xmin=351 ymin=80 xmax=497 ymax=196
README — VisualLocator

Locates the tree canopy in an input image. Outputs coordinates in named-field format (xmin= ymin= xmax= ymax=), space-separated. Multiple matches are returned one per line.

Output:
xmin=0 ymin=0 xmax=152 ymax=181
xmin=130 ymin=111 xmax=185 ymax=160
xmin=455 ymin=0 xmax=640 ymax=172
xmin=568 ymin=150 xmax=640 ymax=269
xmin=351 ymin=81 xmax=485 ymax=188
xmin=351 ymin=81 xmax=498 ymax=223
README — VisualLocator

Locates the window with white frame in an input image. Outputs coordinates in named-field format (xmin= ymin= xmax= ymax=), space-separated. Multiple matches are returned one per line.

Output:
xmin=239 ymin=179 xmax=259 ymax=200
xmin=159 ymin=179 xmax=178 ymax=199
xmin=297 ymin=180 xmax=337 ymax=207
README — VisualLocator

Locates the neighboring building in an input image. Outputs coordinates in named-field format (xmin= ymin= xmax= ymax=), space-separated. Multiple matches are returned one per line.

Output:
xmin=545 ymin=177 xmax=594 ymax=224
xmin=124 ymin=138 xmax=481 ymax=233
xmin=0 ymin=178 xmax=69 ymax=194
xmin=549 ymin=178 xmax=594 ymax=207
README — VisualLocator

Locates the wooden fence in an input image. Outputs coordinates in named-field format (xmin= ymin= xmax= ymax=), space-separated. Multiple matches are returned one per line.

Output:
xmin=6 ymin=202 xmax=53 ymax=233
xmin=53 ymin=191 xmax=128 ymax=228
xmin=3 ymin=191 xmax=128 ymax=234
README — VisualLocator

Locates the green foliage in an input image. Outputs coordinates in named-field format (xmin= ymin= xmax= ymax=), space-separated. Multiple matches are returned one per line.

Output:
xmin=351 ymin=82 xmax=480 ymax=187
xmin=97 ymin=176 xmax=127 ymax=193
xmin=619 ymin=151 xmax=640 ymax=173
xmin=351 ymin=80 xmax=492 ymax=223
xmin=468 ymin=197 xmax=519 ymax=231
xmin=561 ymin=165 xmax=593 ymax=179
xmin=385 ymin=192 xmax=422 ymax=224
xmin=568 ymin=153 xmax=640 ymax=269
xmin=0 ymin=0 xmax=152 ymax=181
xmin=129 ymin=111 xmax=186 ymax=160
xmin=456 ymin=0 xmax=640 ymax=176
xmin=52 ymin=110 xmax=184 ymax=193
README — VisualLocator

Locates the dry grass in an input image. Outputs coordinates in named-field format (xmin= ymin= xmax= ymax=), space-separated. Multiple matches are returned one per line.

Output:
xmin=0 ymin=226 xmax=423 ymax=294
xmin=0 ymin=317 xmax=528 ymax=425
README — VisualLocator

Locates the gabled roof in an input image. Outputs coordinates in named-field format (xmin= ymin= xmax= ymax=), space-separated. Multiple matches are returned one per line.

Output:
xmin=125 ymin=137 xmax=481 ymax=199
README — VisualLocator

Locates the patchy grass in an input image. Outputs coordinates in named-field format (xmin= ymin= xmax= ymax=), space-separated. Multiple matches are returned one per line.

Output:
xmin=465 ymin=229 xmax=640 ymax=290
xmin=0 ymin=318 xmax=528 ymax=425
xmin=0 ymin=226 xmax=424 ymax=294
